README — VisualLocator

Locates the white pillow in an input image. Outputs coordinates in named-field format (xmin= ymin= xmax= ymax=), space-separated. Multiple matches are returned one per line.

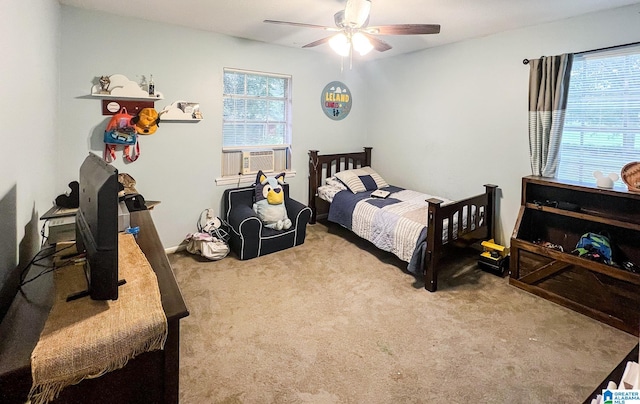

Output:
xmin=334 ymin=167 xmax=388 ymax=194
xmin=325 ymin=176 xmax=348 ymax=191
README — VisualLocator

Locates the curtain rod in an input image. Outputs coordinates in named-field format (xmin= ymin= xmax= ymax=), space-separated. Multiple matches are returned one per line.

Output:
xmin=522 ymin=40 xmax=640 ymax=64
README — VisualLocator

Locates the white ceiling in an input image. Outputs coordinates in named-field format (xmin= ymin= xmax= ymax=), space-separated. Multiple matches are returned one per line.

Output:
xmin=59 ymin=0 xmax=640 ymax=59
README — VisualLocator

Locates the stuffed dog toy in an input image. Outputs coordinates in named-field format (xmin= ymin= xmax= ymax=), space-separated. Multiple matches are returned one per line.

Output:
xmin=253 ymin=171 xmax=291 ymax=230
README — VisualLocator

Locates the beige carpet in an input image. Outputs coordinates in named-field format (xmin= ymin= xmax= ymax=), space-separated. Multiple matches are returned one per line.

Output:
xmin=169 ymin=222 xmax=638 ymax=404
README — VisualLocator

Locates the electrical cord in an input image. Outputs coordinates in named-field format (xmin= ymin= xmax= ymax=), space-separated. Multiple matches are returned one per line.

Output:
xmin=20 ymin=258 xmax=86 ymax=299
xmin=20 ymin=267 xmax=56 ymax=287
xmin=40 ymin=219 xmax=49 ymax=247
xmin=20 ymin=256 xmax=86 ymax=287
xmin=19 ymin=243 xmax=77 ymax=286
xmin=19 ymin=244 xmax=56 ymax=285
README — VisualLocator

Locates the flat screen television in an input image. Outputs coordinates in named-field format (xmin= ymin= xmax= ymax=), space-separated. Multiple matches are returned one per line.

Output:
xmin=74 ymin=152 xmax=120 ymax=301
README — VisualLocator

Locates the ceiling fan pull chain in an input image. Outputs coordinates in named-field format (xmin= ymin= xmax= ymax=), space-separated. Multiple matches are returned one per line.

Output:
xmin=350 ymin=46 xmax=353 ymax=70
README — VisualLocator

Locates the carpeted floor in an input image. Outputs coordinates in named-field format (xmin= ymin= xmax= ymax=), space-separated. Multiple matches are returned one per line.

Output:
xmin=168 ymin=222 xmax=638 ymax=404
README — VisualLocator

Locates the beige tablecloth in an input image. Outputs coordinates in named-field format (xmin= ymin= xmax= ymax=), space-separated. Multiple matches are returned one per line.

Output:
xmin=29 ymin=233 xmax=167 ymax=404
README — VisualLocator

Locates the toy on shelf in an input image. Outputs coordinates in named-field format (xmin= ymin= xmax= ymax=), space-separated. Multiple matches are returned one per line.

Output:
xmin=593 ymin=171 xmax=619 ymax=189
xmin=98 ymin=76 xmax=110 ymax=94
xmin=161 ymin=101 xmax=203 ymax=121
xmin=91 ymin=74 xmax=163 ymax=100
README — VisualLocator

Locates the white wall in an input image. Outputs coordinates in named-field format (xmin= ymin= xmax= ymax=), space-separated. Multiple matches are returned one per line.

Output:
xmin=0 ymin=0 xmax=59 ymax=289
xmin=363 ymin=4 xmax=640 ymax=245
xmin=59 ymin=4 xmax=640 ymax=249
xmin=58 ymin=6 xmax=369 ymax=248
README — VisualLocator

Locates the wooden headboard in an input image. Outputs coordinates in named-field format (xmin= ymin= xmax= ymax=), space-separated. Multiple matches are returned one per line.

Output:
xmin=308 ymin=147 xmax=372 ymax=223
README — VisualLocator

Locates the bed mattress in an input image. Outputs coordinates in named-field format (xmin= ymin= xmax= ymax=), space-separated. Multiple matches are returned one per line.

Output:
xmin=319 ymin=185 xmax=476 ymax=274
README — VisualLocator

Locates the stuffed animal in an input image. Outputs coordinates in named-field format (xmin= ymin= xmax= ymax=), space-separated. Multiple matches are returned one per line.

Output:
xmin=253 ymin=171 xmax=292 ymax=230
xmin=99 ymin=75 xmax=110 ymax=94
xmin=55 ymin=181 xmax=79 ymax=209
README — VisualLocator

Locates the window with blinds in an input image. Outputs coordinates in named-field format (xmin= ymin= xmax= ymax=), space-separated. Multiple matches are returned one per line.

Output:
xmin=222 ymin=69 xmax=292 ymax=177
xmin=558 ymin=44 xmax=640 ymax=185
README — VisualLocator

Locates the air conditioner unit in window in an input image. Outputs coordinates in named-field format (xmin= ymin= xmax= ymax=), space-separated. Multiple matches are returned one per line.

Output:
xmin=242 ymin=150 xmax=275 ymax=175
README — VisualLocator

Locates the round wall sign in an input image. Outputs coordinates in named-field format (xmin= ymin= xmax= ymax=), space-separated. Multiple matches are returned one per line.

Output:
xmin=321 ymin=81 xmax=352 ymax=120
xmin=106 ymin=101 xmax=121 ymax=113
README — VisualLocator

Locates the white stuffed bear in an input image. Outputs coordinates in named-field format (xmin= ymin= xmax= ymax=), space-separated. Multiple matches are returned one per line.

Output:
xmin=253 ymin=171 xmax=292 ymax=230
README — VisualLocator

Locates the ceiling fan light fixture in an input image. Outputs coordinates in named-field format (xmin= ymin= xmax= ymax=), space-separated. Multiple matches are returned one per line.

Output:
xmin=264 ymin=0 xmax=441 ymax=60
xmin=329 ymin=33 xmax=351 ymax=57
xmin=352 ymin=32 xmax=373 ymax=56
xmin=344 ymin=0 xmax=371 ymax=27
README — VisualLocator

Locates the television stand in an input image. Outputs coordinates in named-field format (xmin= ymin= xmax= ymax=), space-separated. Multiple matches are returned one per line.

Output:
xmin=66 ymin=279 xmax=127 ymax=302
xmin=0 ymin=210 xmax=189 ymax=404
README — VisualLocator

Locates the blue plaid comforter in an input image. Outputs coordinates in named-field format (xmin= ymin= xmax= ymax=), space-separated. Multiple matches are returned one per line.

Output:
xmin=328 ymin=186 xmax=455 ymax=274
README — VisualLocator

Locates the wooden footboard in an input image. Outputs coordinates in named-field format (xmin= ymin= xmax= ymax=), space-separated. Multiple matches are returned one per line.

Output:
xmin=424 ymin=185 xmax=497 ymax=292
xmin=308 ymin=148 xmax=498 ymax=292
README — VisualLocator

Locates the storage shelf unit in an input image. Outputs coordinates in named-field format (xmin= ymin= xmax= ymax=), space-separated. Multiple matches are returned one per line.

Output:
xmin=510 ymin=176 xmax=640 ymax=336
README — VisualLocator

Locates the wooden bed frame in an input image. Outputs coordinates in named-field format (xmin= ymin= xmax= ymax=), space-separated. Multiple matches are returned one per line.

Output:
xmin=308 ymin=147 xmax=498 ymax=292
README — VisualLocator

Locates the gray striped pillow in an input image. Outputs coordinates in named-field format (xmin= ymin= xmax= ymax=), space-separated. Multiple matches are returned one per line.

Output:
xmin=334 ymin=167 xmax=388 ymax=194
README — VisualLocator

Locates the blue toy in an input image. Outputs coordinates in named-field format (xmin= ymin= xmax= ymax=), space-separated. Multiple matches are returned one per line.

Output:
xmin=253 ymin=171 xmax=292 ymax=230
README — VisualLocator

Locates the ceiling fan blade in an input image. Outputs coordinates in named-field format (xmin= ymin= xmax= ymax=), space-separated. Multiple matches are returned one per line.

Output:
xmin=365 ymin=24 xmax=441 ymax=35
xmin=302 ymin=36 xmax=333 ymax=48
xmin=362 ymin=34 xmax=392 ymax=52
xmin=263 ymin=20 xmax=338 ymax=31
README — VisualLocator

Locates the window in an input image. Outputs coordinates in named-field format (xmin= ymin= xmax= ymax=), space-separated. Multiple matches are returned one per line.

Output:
xmin=558 ymin=44 xmax=640 ymax=185
xmin=221 ymin=69 xmax=292 ymax=177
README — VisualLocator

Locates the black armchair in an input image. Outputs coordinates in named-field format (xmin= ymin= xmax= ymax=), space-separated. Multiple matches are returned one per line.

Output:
xmin=222 ymin=184 xmax=312 ymax=260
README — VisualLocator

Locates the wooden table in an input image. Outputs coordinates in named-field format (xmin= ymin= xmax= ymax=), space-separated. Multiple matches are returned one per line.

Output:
xmin=0 ymin=210 xmax=188 ymax=403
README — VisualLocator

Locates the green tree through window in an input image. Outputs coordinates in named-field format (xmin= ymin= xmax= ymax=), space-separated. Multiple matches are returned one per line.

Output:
xmin=223 ymin=69 xmax=291 ymax=148
xmin=558 ymin=44 xmax=640 ymax=185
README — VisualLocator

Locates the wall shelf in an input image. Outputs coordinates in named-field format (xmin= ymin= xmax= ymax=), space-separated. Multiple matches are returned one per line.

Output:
xmin=91 ymin=93 xmax=164 ymax=101
xmin=523 ymin=203 xmax=640 ymax=232
xmin=160 ymin=101 xmax=202 ymax=121
xmin=90 ymin=74 xmax=164 ymax=100
xmin=90 ymin=74 xmax=165 ymax=115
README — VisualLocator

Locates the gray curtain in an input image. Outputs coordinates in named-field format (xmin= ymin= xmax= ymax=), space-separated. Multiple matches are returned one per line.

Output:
xmin=528 ymin=53 xmax=573 ymax=177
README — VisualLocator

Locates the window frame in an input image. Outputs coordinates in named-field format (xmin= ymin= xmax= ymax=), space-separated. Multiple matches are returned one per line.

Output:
xmin=217 ymin=68 xmax=295 ymax=185
xmin=557 ymin=43 xmax=640 ymax=187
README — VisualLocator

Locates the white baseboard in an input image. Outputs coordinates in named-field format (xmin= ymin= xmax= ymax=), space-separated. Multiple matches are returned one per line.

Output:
xmin=165 ymin=244 xmax=186 ymax=254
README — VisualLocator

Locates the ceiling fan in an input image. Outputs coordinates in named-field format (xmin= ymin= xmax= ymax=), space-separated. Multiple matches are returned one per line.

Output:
xmin=264 ymin=0 xmax=440 ymax=58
